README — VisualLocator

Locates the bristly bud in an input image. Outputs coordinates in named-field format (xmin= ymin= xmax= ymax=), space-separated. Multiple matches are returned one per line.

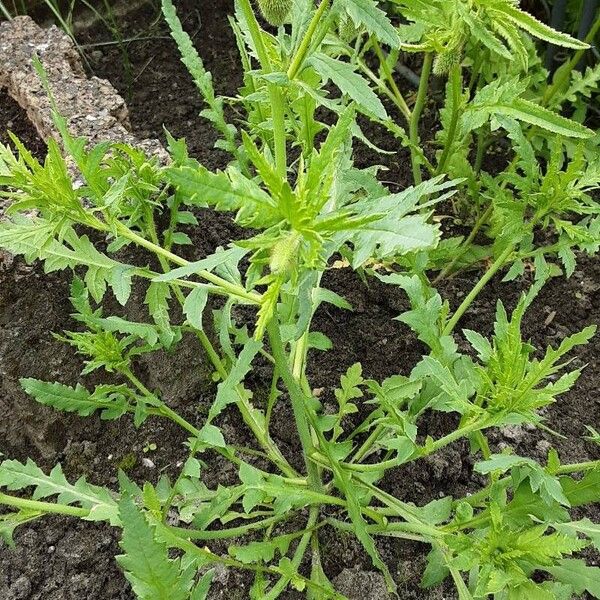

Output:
xmin=269 ymin=231 xmax=301 ymax=275
xmin=338 ymin=14 xmax=359 ymax=43
xmin=433 ymin=45 xmax=463 ymax=76
xmin=257 ymin=0 xmax=293 ymax=27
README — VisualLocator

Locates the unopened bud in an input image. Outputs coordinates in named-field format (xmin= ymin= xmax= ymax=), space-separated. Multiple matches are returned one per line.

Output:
xmin=269 ymin=231 xmax=301 ymax=275
xmin=338 ymin=15 xmax=359 ymax=42
xmin=257 ymin=0 xmax=292 ymax=26
xmin=433 ymin=45 xmax=463 ymax=76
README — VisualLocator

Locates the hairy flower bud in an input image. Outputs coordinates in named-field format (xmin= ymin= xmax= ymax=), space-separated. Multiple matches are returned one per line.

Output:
xmin=257 ymin=0 xmax=293 ymax=26
xmin=433 ymin=45 xmax=463 ymax=76
xmin=338 ymin=15 xmax=359 ymax=43
xmin=269 ymin=231 xmax=301 ymax=275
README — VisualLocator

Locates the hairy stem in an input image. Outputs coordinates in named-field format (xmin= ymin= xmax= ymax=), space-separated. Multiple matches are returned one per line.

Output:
xmin=114 ymin=221 xmax=262 ymax=304
xmin=0 ymin=493 xmax=88 ymax=518
xmin=434 ymin=203 xmax=494 ymax=282
xmin=555 ymin=459 xmax=600 ymax=475
xmin=267 ymin=319 xmax=322 ymax=490
xmin=442 ymin=244 xmax=514 ymax=335
xmin=287 ymin=0 xmax=330 ymax=81
xmin=263 ymin=506 xmax=320 ymax=600
xmin=372 ymin=38 xmax=411 ymax=121
xmin=409 ymin=52 xmax=433 ymax=185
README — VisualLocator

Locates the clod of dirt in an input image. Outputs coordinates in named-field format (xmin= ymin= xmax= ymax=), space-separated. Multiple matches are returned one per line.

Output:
xmin=332 ymin=568 xmax=393 ymax=600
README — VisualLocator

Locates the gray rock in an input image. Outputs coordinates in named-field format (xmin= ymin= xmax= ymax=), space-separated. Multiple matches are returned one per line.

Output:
xmin=0 ymin=16 xmax=168 ymax=173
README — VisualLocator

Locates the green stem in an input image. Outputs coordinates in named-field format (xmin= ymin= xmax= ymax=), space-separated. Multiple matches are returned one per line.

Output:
xmin=351 ymin=423 xmax=385 ymax=463
xmin=170 ymin=514 xmax=287 ymax=540
xmin=265 ymin=366 xmax=280 ymax=428
xmin=0 ymin=493 xmax=89 ymax=518
xmin=287 ymin=0 xmax=330 ymax=80
xmin=114 ymin=221 xmax=261 ymax=305
xmin=327 ymin=517 xmax=431 ymax=544
xmin=473 ymin=129 xmax=487 ymax=174
xmin=555 ymin=459 xmax=600 ymax=475
xmin=318 ymin=415 xmax=489 ymax=474
xmin=263 ymin=506 xmax=320 ymax=600
xmin=409 ymin=52 xmax=433 ymax=185
xmin=372 ymin=38 xmax=411 ymax=121
xmin=237 ymin=0 xmax=272 ymax=70
xmin=271 ymin=88 xmax=288 ymax=179
xmin=543 ymin=12 xmax=600 ymax=106
xmin=237 ymin=0 xmax=287 ymax=176
xmin=159 ymin=404 xmax=200 ymax=437
xmin=126 ymin=350 xmax=296 ymax=478
xmin=194 ymin=330 xmax=297 ymax=478
xmin=442 ymin=244 xmax=514 ymax=335
xmin=435 ymin=63 xmax=462 ymax=176
xmin=267 ymin=319 xmax=322 ymax=490
xmin=359 ymin=480 xmax=442 ymax=536
xmin=122 ymin=368 xmax=202 ymax=437
xmin=357 ymin=57 xmax=411 ymax=117
xmin=434 ymin=203 xmax=494 ymax=282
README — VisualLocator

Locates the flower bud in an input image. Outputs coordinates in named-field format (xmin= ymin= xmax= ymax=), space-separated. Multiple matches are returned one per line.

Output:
xmin=257 ymin=0 xmax=292 ymax=26
xmin=269 ymin=231 xmax=301 ymax=275
xmin=433 ymin=45 xmax=463 ymax=76
xmin=338 ymin=15 xmax=359 ymax=42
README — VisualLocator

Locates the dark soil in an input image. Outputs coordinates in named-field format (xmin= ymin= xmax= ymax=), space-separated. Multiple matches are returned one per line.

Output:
xmin=1 ymin=2 xmax=599 ymax=599
xmin=0 ymin=89 xmax=46 ymax=158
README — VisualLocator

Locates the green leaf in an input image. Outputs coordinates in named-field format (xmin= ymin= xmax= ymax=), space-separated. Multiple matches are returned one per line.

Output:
xmin=496 ymin=98 xmax=593 ymax=139
xmin=561 ymin=468 xmax=600 ymax=507
xmin=208 ymin=339 xmax=263 ymax=421
xmin=348 ymin=213 xmax=439 ymax=267
xmin=475 ymin=455 xmax=570 ymax=506
xmin=153 ymin=246 xmax=248 ymax=283
xmin=229 ymin=532 xmax=296 ymax=564
xmin=491 ymin=4 xmax=589 ymax=50
xmin=555 ymin=518 xmax=600 ymax=551
xmin=165 ymin=165 xmax=279 ymax=228
xmin=78 ymin=315 xmax=162 ymax=347
xmin=145 ymin=282 xmax=174 ymax=346
xmin=345 ymin=0 xmax=400 ymax=47
xmin=460 ymin=5 xmax=512 ymax=62
xmin=183 ymin=286 xmax=209 ymax=330
xmin=110 ymin=265 xmax=133 ymax=306
xmin=0 ymin=510 xmax=41 ymax=548
xmin=545 ymin=559 xmax=600 ymax=598
xmin=344 ymin=177 xmax=453 ymax=267
xmin=308 ymin=331 xmax=332 ymax=351
xmin=412 ymin=356 xmax=474 ymax=414
xmin=161 ymin=0 xmax=237 ymax=155
xmin=117 ymin=495 xmax=193 ymax=600
xmin=197 ymin=423 xmax=226 ymax=448
xmin=0 ymin=219 xmax=136 ymax=303
xmin=463 ymin=329 xmax=493 ymax=363
xmin=0 ymin=459 xmax=119 ymax=525
xmin=190 ymin=569 xmax=215 ymax=600
xmin=20 ymin=378 xmax=130 ymax=420
xmin=309 ymin=53 xmax=386 ymax=119
xmin=422 ymin=547 xmax=449 ymax=588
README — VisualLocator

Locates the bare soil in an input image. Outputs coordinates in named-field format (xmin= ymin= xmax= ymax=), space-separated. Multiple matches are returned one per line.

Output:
xmin=0 ymin=2 xmax=598 ymax=599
